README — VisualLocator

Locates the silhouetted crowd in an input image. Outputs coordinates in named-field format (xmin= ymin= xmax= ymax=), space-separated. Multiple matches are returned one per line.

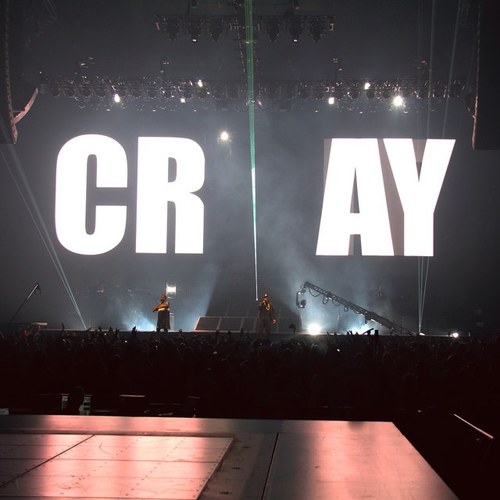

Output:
xmin=1 ymin=327 xmax=499 ymax=426
xmin=2 ymin=326 xmax=499 ymax=499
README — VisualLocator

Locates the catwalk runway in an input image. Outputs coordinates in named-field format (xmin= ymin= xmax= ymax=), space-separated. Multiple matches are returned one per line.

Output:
xmin=0 ymin=415 xmax=457 ymax=499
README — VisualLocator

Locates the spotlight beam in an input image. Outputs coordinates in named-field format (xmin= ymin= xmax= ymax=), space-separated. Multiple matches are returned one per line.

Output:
xmin=1 ymin=148 xmax=87 ymax=328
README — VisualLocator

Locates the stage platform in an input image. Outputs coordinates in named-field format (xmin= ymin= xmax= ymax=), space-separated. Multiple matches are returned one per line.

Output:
xmin=0 ymin=415 xmax=457 ymax=499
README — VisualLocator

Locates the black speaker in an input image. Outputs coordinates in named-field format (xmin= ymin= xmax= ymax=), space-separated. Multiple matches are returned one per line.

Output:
xmin=472 ymin=1 xmax=500 ymax=150
xmin=0 ymin=0 xmax=18 ymax=143
xmin=0 ymin=0 xmax=42 ymax=144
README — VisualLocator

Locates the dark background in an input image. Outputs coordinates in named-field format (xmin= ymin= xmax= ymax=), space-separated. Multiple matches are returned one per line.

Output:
xmin=1 ymin=0 xmax=499 ymax=335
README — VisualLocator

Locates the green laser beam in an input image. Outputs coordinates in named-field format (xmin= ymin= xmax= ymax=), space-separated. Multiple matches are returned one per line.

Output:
xmin=244 ymin=0 xmax=259 ymax=300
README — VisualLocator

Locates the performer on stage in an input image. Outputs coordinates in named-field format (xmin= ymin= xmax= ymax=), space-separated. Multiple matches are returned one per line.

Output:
xmin=153 ymin=293 xmax=170 ymax=332
xmin=257 ymin=292 xmax=277 ymax=336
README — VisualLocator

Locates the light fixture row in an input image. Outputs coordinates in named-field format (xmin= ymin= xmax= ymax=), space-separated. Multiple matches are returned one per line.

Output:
xmin=40 ymin=75 xmax=466 ymax=103
xmin=154 ymin=14 xmax=335 ymax=43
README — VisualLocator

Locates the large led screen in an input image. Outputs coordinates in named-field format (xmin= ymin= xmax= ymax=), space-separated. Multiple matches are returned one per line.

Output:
xmin=1 ymin=0 xmax=499 ymax=335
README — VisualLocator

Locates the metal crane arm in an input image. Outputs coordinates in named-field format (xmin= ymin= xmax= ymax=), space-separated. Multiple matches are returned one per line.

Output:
xmin=298 ymin=281 xmax=415 ymax=336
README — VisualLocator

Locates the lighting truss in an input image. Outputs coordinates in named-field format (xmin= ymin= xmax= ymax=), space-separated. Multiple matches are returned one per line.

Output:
xmin=154 ymin=14 xmax=336 ymax=42
xmin=39 ymin=74 xmax=466 ymax=110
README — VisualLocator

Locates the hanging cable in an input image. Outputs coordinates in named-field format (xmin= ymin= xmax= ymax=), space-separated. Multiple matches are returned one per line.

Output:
xmin=425 ymin=0 xmax=437 ymax=134
xmin=442 ymin=0 xmax=463 ymax=138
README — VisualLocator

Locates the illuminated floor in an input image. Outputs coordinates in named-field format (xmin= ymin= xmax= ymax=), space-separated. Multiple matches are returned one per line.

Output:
xmin=0 ymin=415 xmax=458 ymax=499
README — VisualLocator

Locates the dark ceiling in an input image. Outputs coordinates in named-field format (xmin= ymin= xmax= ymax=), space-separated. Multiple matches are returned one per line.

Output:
xmin=13 ymin=0 xmax=477 ymax=115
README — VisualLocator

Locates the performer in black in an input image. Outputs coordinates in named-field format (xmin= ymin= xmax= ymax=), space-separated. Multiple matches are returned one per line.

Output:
xmin=257 ymin=292 xmax=276 ymax=336
xmin=153 ymin=293 xmax=170 ymax=332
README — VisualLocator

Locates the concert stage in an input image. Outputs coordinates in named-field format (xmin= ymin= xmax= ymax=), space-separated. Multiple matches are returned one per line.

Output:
xmin=0 ymin=415 xmax=458 ymax=499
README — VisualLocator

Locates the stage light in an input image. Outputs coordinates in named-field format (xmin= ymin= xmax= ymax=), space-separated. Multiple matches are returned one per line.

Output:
xmin=392 ymin=95 xmax=404 ymax=107
xmin=160 ymin=85 xmax=173 ymax=98
xmin=416 ymin=87 xmax=428 ymax=99
xmin=381 ymin=86 xmax=392 ymax=99
xmin=364 ymin=82 xmax=371 ymax=90
xmin=298 ymin=83 xmax=309 ymax=98
xmin=94 ymin=84 xmax=107 ymax=98
xmin=188 ymin=20 xmax=201 ymax=42
xmin=63 ymin=84 xmax=76 ymax=97
xmin=155 ymin=14 xmax=164 ymax=31
xmin=211 ymin=82 xmax=225 ymax=100
xmin=328 ymin=96 xmax=335 ymax=105
xmin=196 ymin=87 xmax=207 ymax=98
xmin=115 ymin=84 xmax=127 ymax=99
xmin=209 ymin=17 xmax=224 ymax=41
xmin=307 ymin=323 xmax=322 ymax=335
xmin=433 ymin=86 xmax=444 ymax=98
xmin=289 ymin=17 xmax=302 ymax=42
xmin=333 ymin=85 xmax=345 ymax=99
xmin=113 ymin=93 xmax=121 ymax=103
xmin=79 ymin=84 xmax=92 ymax=98
xmin=195 ymin=80 xmax=207 ymax=98
xmin=267 ymin=18 xmax=280 ymax=41
xmin=313 ymin=84 xmax=324 ymax=100
xmin=219 ymin=130 xmax=230 ymax=142
xmin=130 ymin=86 xmax=142 ymax=98
xmin=448 ymin=80 xmax=463 ymax=98
xmin=166 ymin=283 xmax=176 ymax=297
xmin=347 ymin=86 xmax=360 ymax=99
xmin=449 ymin=330 xmax=460 ymax=338
xmin=401 ymin=86 xmax=413 ymax=98
xmin=296 ymin=289 xmax=307 ymax=308
xmin=310 ymin=17 xmax=324 ymax=42
xmin=327 ymin=15 xmax=335 ymax=31
xmin=182 ymin=84 xmax=193 ymax=99
xmin=166 ymin=18 xmax=179 ymax=41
